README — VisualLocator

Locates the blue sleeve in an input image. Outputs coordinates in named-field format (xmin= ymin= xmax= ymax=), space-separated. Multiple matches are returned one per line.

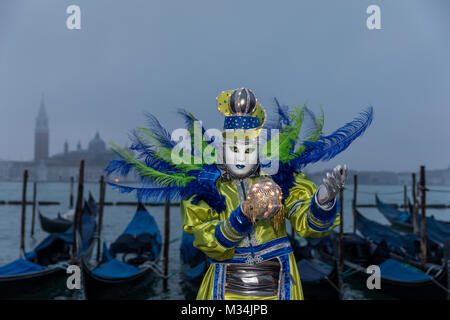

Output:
xmin=215 ymin=206 xmax=253 ymax=248
xmin=307 ymin=192 xmax=339 ymax=232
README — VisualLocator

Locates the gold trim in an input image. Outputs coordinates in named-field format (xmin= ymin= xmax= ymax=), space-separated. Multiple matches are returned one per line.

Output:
xmin=307 ymin=210 xmax=333 ymax=229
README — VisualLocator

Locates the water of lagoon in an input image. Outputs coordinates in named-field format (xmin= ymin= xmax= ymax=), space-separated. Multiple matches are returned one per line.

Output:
xmin=0 ymin=182 xmax=449 ymax=300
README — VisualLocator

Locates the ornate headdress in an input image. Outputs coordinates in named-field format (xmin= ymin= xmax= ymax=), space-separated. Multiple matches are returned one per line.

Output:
xmin=215 ymin=88 xmax=267 ymax=180
xmin=217 ymin=88 xmax=266 ymax=141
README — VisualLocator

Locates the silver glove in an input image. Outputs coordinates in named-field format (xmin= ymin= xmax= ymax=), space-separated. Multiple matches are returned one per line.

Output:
xmin=317 ymin=164 xmax=348 ymax=208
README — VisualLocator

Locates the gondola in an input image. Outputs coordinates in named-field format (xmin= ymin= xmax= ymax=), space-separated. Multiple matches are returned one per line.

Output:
xmin=355 ymin=208 xmax=444 ymax=266
xmin=0 ymin=200 xmax=97 ymax=299
xmin=179 ymin=232 xmax=208 ymax=299
xmin=289 ymin=234 xmax=340 ymax=300
xmin=39 ymin=192 xmax=98 ymax=234
xmin=350 ymin=208 xmax=449 ymax=299
xmin=297 ymin=259 xmax=340 ymax=300
xmin=309 ymin=229 xmax=449 ymax=300
xmin=375 ymin=195 xmax=413 ymax=232
xmin=38 ymin=211 xmax=72 ymax=234
xmin=427 ymin=216 xmax=450 ymax=247
xmin=81 ymin=203 xmax=162 ymax=299
xmin=375 ymin=195 xmax=450 ymax=233
xmin=180 ymin=232 xmax=208 ymax=282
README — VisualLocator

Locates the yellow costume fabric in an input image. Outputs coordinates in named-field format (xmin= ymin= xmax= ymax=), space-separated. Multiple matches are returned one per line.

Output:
xmin=180 ymin=172 xmax=340 ymax=300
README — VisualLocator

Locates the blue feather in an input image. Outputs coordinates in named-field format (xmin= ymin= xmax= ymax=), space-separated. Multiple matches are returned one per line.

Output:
xmin=106 ymin=164 xmax=227 ymax=212
xmin=177 ymin=109 xmax=201 ymax=158
xmin=183 ymin=164 xmax=226 ymax=213
xmin=105 ymin=159 xmax=135 ymax=176
xmin=178 ymin=108 xmax=216 ymax=145
xmin=294 ymin=106 xmax=323 ymax=151
xmin=177 ymin=109 xmax=199 ymax=132
xmin=272 ymin=163 xmax=298 ymax=199
xmin=290 ymin=107 xmax=373 ymax=168
xmin=105 ymin=132 xmax=182 ymax=180
xmin=304 ymin=107 xmax=317 ymax=123
xmin=177 ymin=108 xmax=219 ymax=159
xmin=265 ymin=98 xmax=291 ymax=130
xmin=274 ymin=98 xmax=291 ymax=126
xmin=128 ymin=130 xmax=177 ymax=171
xmin=143 ymin=112 xmax=175 ymax=149
xmin=300 ymin=107 xmax=318 ymax=139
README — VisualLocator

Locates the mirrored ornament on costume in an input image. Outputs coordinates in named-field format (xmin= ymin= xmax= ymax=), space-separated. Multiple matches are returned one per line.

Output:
xmin=241 ymin=177 xmax=284 ymax=231
xmin=228 ymin=88 xmax=257 ymax=115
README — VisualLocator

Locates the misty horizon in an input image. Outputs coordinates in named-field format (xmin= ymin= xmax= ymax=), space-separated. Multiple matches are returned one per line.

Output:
xmin=1 ymin=1 xmax=450 ymax=172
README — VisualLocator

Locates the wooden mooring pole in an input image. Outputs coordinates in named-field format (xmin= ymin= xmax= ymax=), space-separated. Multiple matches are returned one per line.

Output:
xmin=412 ymin=173 xmax=419 ymax=234
xmin=338 ymin=189 xmax=344 ymax=273
xmin=72 ymin=160 xmax=85 ymax=264
xmin=163 ymin=199 xmax=171 ymax=290
xmin=20 ymin=170 xmax=28 ymax=256
xmin=444 ymin=239 xmax=450 ymax=300
xmin=96 ymin=176 xmax=106 ymax=262
xmin=30 ymin=182 xmax=37 ymax=237
xmin=420 ymin=166 xmax=427 ymax=270
xmin=338 ymin=188 xmax=344 ymax=299
xmin=403 ymin=184 xmax=407 ymax=211
xmin=352 ymin=174 xmax=358 ymax=234
xmin=70 ymin=176 xmax=74 ymax=209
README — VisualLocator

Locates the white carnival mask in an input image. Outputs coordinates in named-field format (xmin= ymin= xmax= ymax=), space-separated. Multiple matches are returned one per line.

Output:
xmin=223 ymin=140 xmax=259 ymax=179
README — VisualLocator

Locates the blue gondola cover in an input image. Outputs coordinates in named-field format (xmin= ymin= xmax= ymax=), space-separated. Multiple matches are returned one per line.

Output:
xmin=91 ymin=204 xmax=161 ymax=279
xmin=356 ymin=212 xmax=418 ymax=257
xmin=378 ymin=259 xmax=431 ymax=282
xmin=109 ymin=204 xmax=161 ymax=259
xmin=297 ymin=259 xmax=332 ymax=283
xmin=376 ymin=196 xmax=450 ymax=245
xmin=0 ymin=259 xmax=45 ymax=276
xmin=92 ymin=259 xmax=141 ymax=279
xmin=426 ymin=217 xmax=450 ymax=246
xmin=101 ymin=242 xmax=113 ymax=262
xmin=180 ymin=233 xmax=200 ymax=264
xmin=376 ymin=196 xmax=411 ymax=223
xmin=184 ymin=260 xmax=207 ymax=280
xmin=123 ymin=206 xmax=161 ymax=241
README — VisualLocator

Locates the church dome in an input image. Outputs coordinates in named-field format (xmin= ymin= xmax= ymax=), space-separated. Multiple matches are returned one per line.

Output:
xmin=88 ymin=132 xmax=106 ymax=153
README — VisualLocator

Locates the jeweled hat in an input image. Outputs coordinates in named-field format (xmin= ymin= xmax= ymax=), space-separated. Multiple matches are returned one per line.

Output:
xmin=216 ymin=88 xmax=266 ymax=140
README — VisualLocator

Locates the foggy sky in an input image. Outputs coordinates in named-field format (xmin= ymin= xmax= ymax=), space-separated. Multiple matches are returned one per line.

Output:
xmin=1 ymin=0 xmax=449 ymax=172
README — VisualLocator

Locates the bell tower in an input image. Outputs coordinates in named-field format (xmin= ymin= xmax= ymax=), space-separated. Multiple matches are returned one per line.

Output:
xmin=34 ymin=94 xmax=49 ymax=162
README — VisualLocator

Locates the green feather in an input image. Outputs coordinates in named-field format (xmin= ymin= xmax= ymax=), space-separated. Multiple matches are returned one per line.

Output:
xmin=135 ymin=127 xmax=204 ymax=171
xmin=260 ymin=106 xmax=305 ymax=163
xmin=110 ymin=142 xmax=194 ymax=187
xmin=276 ymin=105 xmax=305 ymax=163
xmin=181 ymin=111 xmax=218 ymax=165
xmin=295 ymin=107 xmax=324 ymax=155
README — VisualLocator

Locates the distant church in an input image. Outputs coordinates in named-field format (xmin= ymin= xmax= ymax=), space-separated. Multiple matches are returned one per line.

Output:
xmin=35 ymin=97 xmax=49 ymax=162
xmin=0 ymin=96 xmax=125 ymax=182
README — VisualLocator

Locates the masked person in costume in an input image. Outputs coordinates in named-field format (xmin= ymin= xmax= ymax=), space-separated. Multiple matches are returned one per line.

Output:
xmin=105 ymin=88 xmax=373 ymax=300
